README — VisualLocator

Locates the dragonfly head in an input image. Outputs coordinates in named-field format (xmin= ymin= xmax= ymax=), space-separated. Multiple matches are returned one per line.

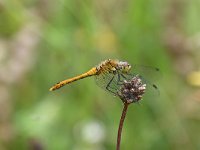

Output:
xmin=118 ymin=61 xmax=131 ymax=73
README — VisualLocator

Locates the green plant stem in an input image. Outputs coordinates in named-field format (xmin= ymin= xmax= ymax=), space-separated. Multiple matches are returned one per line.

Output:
xmin=116 ymin=102 xmax=129 ymax=150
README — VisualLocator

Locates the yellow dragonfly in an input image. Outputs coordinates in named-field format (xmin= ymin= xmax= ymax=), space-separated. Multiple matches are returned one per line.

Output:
xmin=49 ymin=59 xmax=160 ymax=97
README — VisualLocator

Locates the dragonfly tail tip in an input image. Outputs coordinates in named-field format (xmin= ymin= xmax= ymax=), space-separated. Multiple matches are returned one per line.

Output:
xmin=49 ymin=87 xmax=54 ymax=91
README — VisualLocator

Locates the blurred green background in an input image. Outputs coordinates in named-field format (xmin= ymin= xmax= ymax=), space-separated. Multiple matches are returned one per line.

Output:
xmin=0 ymin=0 xmax=200 ymax=150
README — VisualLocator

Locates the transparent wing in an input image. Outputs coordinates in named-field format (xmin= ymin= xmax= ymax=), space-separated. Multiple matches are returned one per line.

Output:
xmin=131 ymin=64 xmax=161 ymax=83
xmin=95 ymin=73 xmax=158 ymax=97
xmin=94 ymin=72 xmax=120 ymax=95
xmin=94 ymin=65 xmax=161 ymax=98
xmin=122 ymin=73 xmax=160 ymax=97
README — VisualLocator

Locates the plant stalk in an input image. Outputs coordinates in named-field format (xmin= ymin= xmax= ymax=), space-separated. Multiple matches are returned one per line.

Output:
xmin=116 ymin=102 xmax=129 ymax=150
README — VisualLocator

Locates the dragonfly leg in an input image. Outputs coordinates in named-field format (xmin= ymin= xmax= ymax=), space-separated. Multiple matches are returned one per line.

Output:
xmin=116 ymin=72 xmax=127 ymax=85
xmin=120 ymin=74 xmax=127 ymax=80
xmin=117 ymin=72 xmax=121 ymax=82
xmin=105 ymin=75 xmax=118 ymax=95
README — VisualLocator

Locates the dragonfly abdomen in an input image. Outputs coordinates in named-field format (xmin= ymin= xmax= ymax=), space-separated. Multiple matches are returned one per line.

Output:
xmin=49 ymin=67 xmax=97 ymax=91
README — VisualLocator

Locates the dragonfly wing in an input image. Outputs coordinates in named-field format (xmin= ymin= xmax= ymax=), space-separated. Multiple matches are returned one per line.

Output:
xmin=94 ymin=65 xmax=161 ymax=98
xmin=131 ymin=64 xmax=161 ymax=83
xmin=94 ymin=72 xmax=121 ymax=95
xmin=122 ymin=73 xmax=160 ymax=97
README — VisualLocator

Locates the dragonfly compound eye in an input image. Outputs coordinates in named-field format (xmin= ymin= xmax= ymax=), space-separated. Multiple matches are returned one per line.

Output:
xmin=118 ymin=61 xmax=131 ymax=73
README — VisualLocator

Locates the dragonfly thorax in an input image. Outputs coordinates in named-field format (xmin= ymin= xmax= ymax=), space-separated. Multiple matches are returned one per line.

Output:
xmin=95 ymin=59 xmax=131 ymax=75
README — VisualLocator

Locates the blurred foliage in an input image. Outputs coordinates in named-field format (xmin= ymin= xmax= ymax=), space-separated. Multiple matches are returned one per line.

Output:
xmin=0 ymin=0 xmax=200 ymax=150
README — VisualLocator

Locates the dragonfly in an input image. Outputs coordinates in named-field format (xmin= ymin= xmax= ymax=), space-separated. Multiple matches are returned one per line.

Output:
xmin=49 ymin=59 xmax=160 ymax=98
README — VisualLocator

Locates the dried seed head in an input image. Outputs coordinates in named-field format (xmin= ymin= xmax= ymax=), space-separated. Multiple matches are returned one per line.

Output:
xmin=117 ymin=75 xmax=146 ymax=103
